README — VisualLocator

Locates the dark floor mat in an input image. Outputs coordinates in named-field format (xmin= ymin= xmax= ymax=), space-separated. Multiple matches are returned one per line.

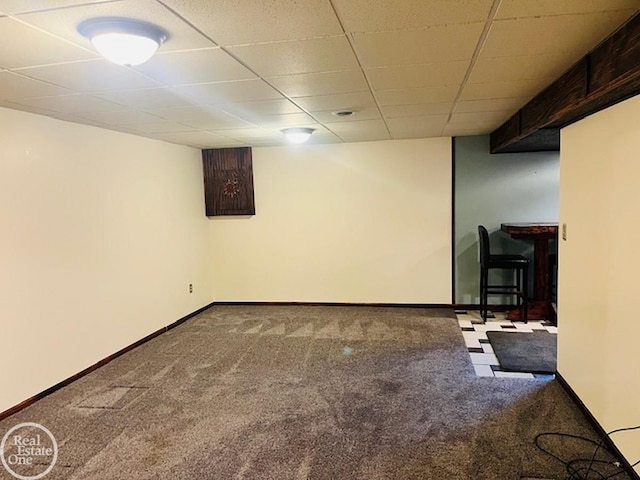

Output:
xmin=487 ymin=330 xmax=557 ymax=373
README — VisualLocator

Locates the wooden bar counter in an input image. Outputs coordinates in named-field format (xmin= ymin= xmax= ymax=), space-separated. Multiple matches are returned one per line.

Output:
xmin=501 ymin=222 xmax=558 ymax=320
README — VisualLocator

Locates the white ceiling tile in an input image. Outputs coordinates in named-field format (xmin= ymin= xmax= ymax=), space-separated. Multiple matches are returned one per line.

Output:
xmin=225 ymin=99 xmax=303 ymax=116
xmin=0 ymin=71 xmax=73 ymax=99
xmin=304 ymin=130 xmax=342 ymax=145
xmin=448 ymin=111 xmax=513 ymax=126
xmin=442 ymin=124 xmax=492 ymax=136
xmin=376 ymin=86 xmax=460 ymax=106
xmin=17 ymin=59 xmax=162 ymax=92
xmin=146 ymin=130 xmax=246 ymax=148
xmin=481 ymin=11 xmax=635 ymax=58
xmin=171 ymin=79 xmax=283 ymax=104
xmin=126 ymin=121 xmax=198 ymax=134
xmin=0 ymin=0 xmax=115 ymax=14
xmin=387 ymin=115 xmax=448 ymax=139
xmin=453 ymin=97 xmax=531 ymax=113
xmin=252 ymin=139 xmax=295 ymax=147
xmin=102 ymin=124 xmax=150 ymax=136
xmin=445 ymin=117 xmax=506 ymax=131
xmin=11 ymin=93 xmax=127 ymax=113
xmin=445 ymin=119 xmax=502 ymax=132
xmin=323 ymin=119 xmax=390 ymax=142
xmin=267 ymin=70 xmax=369 ymax=97
xmin=245 ymin=112 xmax=317 ymax=127
xmin=460 ymin=78 xmax=552 ymax=101
xmin=496 ymin=0 xmax=639 ymax=19
xmin=468 ymin=54 xmax=577 ymax=84
xmin=94 ymin=87 xmax=194 ymax=109
xmin=381 ymin=103 xmax=453 ymax=118
xmin=0 ymin=0 xmax=634 ymax=147
xmin=16 ymin=0 xmax=213 ymax=53
xmin=334 ymin=131 xmax=391 ymax=143
xmin=0 ymin=17 xmax=95 ymax=69
xmin=161 ymin=0 xmax=343 ymax=45
xmin=74 ymin=109 xmax=164 ymax=125
xmin=149 ymin=106 xmax=254 ymax=129
xmin=0 ymin=99 xmax=56 ymax=116
xmin=312 ymin=107 xmax=382 ymax=123
xmin=218 ymin=127 xmax=285 ymax=142
xmin=134 ymin=48 xmax=256 ymax=86
xmin=367 ymin=62 xmax=469 ymax=90
xmin=332 ymin=0 xmax=493 ymax=31
xmin=47 ymin=110 xmax=108 ymax=125
xmin=292 ymin=92 xmax=376 ymax=112
xmin=228 ymin=36 xmax=358 ymax=76
xmin=351 ymin=23 xmax=484 ymax=67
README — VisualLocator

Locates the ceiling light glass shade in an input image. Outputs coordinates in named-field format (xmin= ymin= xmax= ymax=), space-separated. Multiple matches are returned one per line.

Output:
xmin=282 ymin=127 xmax=315 ymax=144
xmin=78 ymin=17 xmax=168 ymax=66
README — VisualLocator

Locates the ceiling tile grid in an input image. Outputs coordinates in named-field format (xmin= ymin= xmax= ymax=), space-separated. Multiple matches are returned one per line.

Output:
xmin=0 ymin=0 xmax=636 ymax=146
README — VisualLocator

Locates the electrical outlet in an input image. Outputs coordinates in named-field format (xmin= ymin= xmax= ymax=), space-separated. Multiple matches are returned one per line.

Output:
xmin=189 ymin=283 xmax=193 ymax=293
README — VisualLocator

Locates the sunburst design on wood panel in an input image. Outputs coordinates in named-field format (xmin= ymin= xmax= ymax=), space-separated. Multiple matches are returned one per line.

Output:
xmin=222 ymin=173 xmax=241 ymax=198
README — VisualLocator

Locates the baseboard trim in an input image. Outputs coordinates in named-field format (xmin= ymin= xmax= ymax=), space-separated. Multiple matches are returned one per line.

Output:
xmin=212 ymin=301 xmax=454 ymax=308
xmin=555 ymin=371 xmax=640 ymax=480
xmin=0 ymin=301 xmax=215 ymax=422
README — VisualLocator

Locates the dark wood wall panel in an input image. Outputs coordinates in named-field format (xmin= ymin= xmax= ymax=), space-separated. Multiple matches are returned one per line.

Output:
xmin=202 ymin=147 xmax=255 ymax=216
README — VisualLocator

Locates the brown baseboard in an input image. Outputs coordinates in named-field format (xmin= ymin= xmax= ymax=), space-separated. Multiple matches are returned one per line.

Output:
xmin=0 ymin=301 xmax=215 ymax=422
xmin=555 ymin=371 xmax=640 ymax=480
xmin=213 ymin=301 xmax=454 ymax=308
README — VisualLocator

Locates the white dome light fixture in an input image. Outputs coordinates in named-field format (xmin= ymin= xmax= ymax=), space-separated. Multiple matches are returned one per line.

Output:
xmin=282 ymin=127 xmax=315 ymax=144
xmin=78 ymin=17 xmax=168 ymax=66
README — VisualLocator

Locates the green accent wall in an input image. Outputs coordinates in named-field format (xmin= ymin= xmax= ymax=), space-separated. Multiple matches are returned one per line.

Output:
xmin=454 ymin=135 xmax=559 ymax=304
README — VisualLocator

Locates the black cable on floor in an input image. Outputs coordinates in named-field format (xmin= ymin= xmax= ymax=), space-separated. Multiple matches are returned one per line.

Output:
xmin=534 ymin=425 xmax=639 ymax=480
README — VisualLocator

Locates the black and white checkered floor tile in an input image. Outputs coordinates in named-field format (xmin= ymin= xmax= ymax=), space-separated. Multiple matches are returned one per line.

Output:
xmin=455 ymin=310 xmax=557 ymax=379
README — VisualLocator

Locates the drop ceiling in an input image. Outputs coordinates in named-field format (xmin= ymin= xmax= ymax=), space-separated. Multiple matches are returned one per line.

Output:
xmin=0 ymin=0 xmax=637 ymax=148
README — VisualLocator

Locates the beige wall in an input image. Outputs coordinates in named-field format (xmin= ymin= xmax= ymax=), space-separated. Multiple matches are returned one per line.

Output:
xmin=210 ymin=138 xmax=452 ymax=303
xmin=559 ymin=95 xmax=640 ymax=471
xmin=0 ymin=107 xmax=213 ymax=413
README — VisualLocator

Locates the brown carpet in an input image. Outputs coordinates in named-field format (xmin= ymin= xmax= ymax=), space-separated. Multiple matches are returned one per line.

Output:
xmin=0 ymin=305 xmax=628 ymax=479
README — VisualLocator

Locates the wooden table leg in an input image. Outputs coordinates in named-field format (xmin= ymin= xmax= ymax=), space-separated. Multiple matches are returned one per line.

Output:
xmin=506 ymin=300 xmax=548 ymax=321
xmin=500 ymin=224 xmax=558 ymax=322
xmin=507 ymin=234 xmax=554 ymax=321
xmin=533 ymin=236 xmax=550 ymax=305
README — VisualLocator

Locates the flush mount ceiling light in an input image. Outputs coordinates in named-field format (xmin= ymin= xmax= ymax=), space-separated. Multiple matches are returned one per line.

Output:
xmin=78 ymin=17 xmax=168 ymax=66
xmin=282 ymin=127 xmax=315 ymax=144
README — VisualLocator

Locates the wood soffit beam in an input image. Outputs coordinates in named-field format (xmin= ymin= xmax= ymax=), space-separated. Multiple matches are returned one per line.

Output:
xmin=490 ymin=11 xmax=640 ymax=154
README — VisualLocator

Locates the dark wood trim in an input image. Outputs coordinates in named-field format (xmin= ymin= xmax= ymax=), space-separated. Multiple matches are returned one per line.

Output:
xmin=212 ymin=301 xmax=454 ymax=309
xmin=555 ymin=372 xmax=640 ymax=480
xmin=0 ymin=302 xmax=215 ymax=422
xmin=451 ymin=136 xmax=456 ymax=304
xmin=491 ymin=12 xmax=640 ymax=153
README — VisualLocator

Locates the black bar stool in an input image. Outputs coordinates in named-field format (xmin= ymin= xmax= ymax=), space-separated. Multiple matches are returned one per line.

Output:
xmin=478 ymin=225 xmax=529 ymax=323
